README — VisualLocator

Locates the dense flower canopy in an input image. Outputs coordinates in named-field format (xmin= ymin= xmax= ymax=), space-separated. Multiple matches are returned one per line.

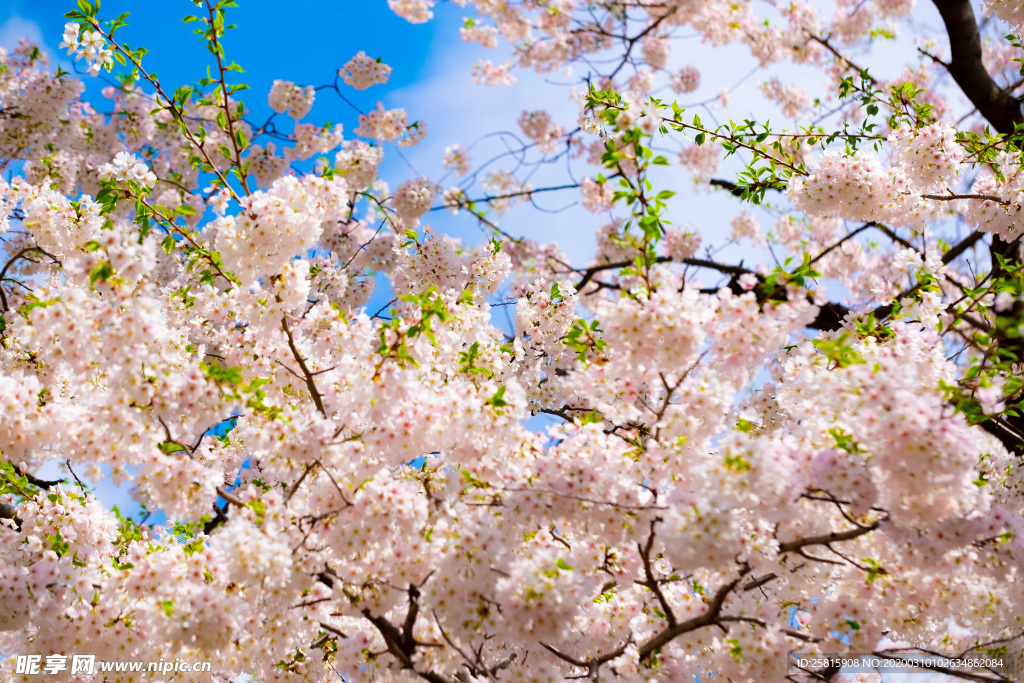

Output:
xmin=0 ymin=0 xmax=1023 ymax=682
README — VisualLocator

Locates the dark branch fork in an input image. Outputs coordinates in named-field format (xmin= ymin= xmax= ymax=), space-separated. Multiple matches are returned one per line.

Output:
xmin=360 ymin=583 xmax=455 ymax=683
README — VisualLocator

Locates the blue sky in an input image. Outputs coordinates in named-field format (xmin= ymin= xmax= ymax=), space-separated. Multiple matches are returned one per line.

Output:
xmin=0 ymin=0 xmax=445 ymax=90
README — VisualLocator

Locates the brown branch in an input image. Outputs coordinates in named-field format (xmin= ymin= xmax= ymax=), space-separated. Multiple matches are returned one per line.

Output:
xmin=718 ymin=615 xmax=819 ymax=643
xmin=637 ymin=575 xmax=742 ymax=661
xmin=809 ymin=34 xmax=875 ymax=82
xmin=536 ymin=406 xmax=594 ymax=422
xmin=920 ymin=192 xmax=1013 ymax=204
xmin=0 ymin=502 xmax=18 ymax=526
xmin=204 ymin=0 xmax=251 ymax=195
xmin=778 ymin=518 xmax=882 ymax=554
xmin=285 ymin=462 xmax=317 ymax=503
xmin=807 ymin=223 xmax=874 ymax=266
xmin=743 ymin=573 xmax=778 ymax=592
xmin=606 ymin=10 xmax=677 ymax=82
xmin=932 ymin=0 xmax=1024 ymax=135
xmin=943 ymin=230 xmax=985 ymax=264
xmin=541 ymin=637 xmax=631 ymax=679
xmin=361 ymin=587 xmax=453 ymax=683
xmin=215 ymin=486 xmax=245 ymax=507
xmin=570 ymin=255 xmax=751 ymax=291
xmin=202 ymin=502 xmax=229 ymax=535
xmin=319 ymin=621 xmax=347 ymax=639
xmin=0 ymin=246 xmax=59 ymax=312
xmin=709 ymin=178 xmax=749 ymax=197
xmin=281 ymin=316 xmax=328 ymax=417
xmin=570 ymin=252 xmax=853 ymax=332
xmin=637 ymin=519 xmax=676 ymax=627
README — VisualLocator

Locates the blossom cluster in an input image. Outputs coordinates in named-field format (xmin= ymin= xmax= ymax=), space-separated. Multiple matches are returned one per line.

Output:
xmin=518 ymin=110 xmax=565 ymax=154
xmin=442 ymin=144 xmax=471 ymax=175
xmin=97 ymin=151 xmax=157 ymax=189
xmin=581 ymin=176 xmax=614 ymax=213
xmin=339 ymin=51 xmax=391 ymax=90
xmin=267 ymin=80 xmax=315 ymax=120
xmin=888 ymin=123 xmax=965 ymax=191
xmin=460 ymin=20 xmax=499 ymax=48
xmin=388 ymin=0 xmax=433 ymax=24
xmin=391 ymin=177 xmax=437 ymax=226
xmin=354 ymin=102 xmax=418 ymax=144
xmin=678 ymin=142 xmax=720 ymax=178
xmin=759 ymin=77 xmax=813 ymax=118
xmin=472 ymin=60 xmax=516 ymax=86
xmin=59 ymin=21 xmax=112 ymax=76
xmin=670 ymin=65 xmax=701 ymax=94
xmin=214 ymin=173 xmax=350 ymax=284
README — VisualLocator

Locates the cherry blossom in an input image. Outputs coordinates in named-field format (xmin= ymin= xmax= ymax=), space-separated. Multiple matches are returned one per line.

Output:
xmin=339 ymin=51 xmax=391 ymax=91
xmin=267 ymin=80 xmax=315 ymax=120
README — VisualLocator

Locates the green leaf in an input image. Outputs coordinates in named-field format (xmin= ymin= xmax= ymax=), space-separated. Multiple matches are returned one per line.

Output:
xmin=550 ymin=281 xmax=562 ymax=302
xmin=89 ymin=263 xmax=114 ymax=285
xmin=48 ymin=529 xmax=70 ymax=557
xmin=487 ymin=386 xmax=510 ymax=410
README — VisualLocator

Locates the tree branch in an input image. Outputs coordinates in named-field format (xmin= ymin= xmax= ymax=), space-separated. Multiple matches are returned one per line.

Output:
xmin=932 ymin=0 xmax=1024 ymax=135
xmin=281 ymin=316 xmax=328 ymax=417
